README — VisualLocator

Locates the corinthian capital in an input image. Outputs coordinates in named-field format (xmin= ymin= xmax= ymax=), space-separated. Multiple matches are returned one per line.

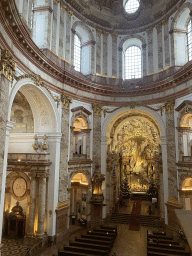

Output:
xmin=92 ymin=103 xmax=103 ymax=116
xmin=61 ymin=94 xmax=73 ymax=110
xmin=1 ymin=49 xmax=17 ymax=82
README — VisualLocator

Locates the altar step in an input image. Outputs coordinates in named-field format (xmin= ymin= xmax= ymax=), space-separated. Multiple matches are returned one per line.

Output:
xmin=111 ymin=212 xmax=160 ymax=227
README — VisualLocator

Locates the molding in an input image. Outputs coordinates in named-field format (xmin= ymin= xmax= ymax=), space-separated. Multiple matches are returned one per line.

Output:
xmin=71 ymin=106 xmax=92 ymax=115
xmin=33 ymin=6 xmax=53 ymax=13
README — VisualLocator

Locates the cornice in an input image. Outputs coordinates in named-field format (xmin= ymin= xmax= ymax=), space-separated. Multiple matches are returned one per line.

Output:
xmin=1 ymin=0 xmax=192 ymax=106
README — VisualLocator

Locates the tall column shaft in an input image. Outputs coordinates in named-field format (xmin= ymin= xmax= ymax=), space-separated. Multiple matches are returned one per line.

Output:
xmin=96 ymin=30 xmax=102 ymax=75
xmin=147 ymin=28 xmax=154 ymax=74
xmin=156 ymin=24 xmax=163 ymax=71
xmin=37 ymin=174 xmax=47 ymax=238
xmin=92 ymin=105 xmax=102 ymax=163
xmin=165 ymin=101 xmax=177 ymax=199
xmin=163 ymin=20 xmax=170 ymax=68
xmin=103 ymin=32 xmax=109 ymax=76
xmin=28 ymin=174 xmax=37 ymax=237
xmin=65 ymin=10 xmax=72 ymax=63
xmin=112 ymin=33 xmax=117 ymax=78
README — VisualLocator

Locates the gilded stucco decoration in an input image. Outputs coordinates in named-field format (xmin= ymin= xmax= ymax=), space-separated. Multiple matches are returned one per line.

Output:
xmin=92 ymin=103 xmax=103 ymax=116
xmin=61 ymin=94 xmax=73 ymax=109
xmin=108 ymin=116 xmax=161 ymax=191
xmin=16 ymin=74 xmax=44 ymax=87
xmin=0 ymin=49 xmax=17 ymax=82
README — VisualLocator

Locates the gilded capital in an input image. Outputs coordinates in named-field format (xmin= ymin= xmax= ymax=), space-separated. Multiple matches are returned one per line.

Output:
xmin=61 ymin=4 xmax=67 ymax=12
xmin=164 ymin=99 xmax=175 ymax=114
xmin=36 ymin=172 xmax=49 ymax=178
xmin=96 ymin=29 xmax=102 ymax=36
xmin=92 ymin=103 xmax=103 ymax=116
xmin=67 ymin=10 xmax=73 ymax=17
xmin=111 ymin=32 xmax=118 ymax=39
xmin=61 ymin=94 xmax=73 ymax=109
xmin=1 ymin=49 xmax=17 ymax=82
xmin=54 ymin=0 xmax=60 ymax=4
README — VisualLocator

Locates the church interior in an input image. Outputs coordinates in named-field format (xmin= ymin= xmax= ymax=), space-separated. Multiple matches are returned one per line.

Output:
xmin=1 ymin=0 xmax=192 ymax=255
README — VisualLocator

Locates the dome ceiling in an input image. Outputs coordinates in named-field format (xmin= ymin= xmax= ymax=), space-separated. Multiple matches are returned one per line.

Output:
xmin=65 ymin=0 xmax=184 ymax=32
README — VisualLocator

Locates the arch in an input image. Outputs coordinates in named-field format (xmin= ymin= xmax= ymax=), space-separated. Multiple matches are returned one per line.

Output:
xmin=182 ymin=177 xmax=192 ymax=190
xmin=102 ymin=106 xmax=165 ymax=141
xmin=119 ymin=34 xmax=146 ymax=49
xmin=8 ymin=78 xmax=60 ymax=133
xmin=71 ymin=21 xmax=94 ymax=42
xmin=71 ymin=21 xmax=95 ymax=75
xmin=70 ymin=170 xmax=91 ymax=186
xmin=171 ymin=2 xmax=192 ymax=31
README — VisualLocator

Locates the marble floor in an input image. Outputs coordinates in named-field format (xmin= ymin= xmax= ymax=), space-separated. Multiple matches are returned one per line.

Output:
xmin=0 ymin=237 xmax=31 ymax=256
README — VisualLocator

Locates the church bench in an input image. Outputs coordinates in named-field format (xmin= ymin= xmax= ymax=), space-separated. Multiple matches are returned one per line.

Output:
xmin=58 ymin=251 xmax=94 ymax=256
xmin=87 ymin=231 xmax=115 ymax=238
xmin=148 ymin=234 xmax=173 ymax=240
xmin=93 ymin=228 xmax=117 ymax=236
xmin=100 ymin=225 xmax=117 ymax=232
xmin=81 ymin=234 xmax=114 ymax=242
xmin=63 ymin=245 xmax=109 ymax=256
xmin=147 ymin=242 xmax=185 ymax=251
xmin=69 ymin=241 xmax=110 ymax=251
xmin=147 ymin=246 xmax=190 ymax=255
xmin=75 ymin=237 xmax=112 ymax=248
xmin=147 ymin=238 xmax=179 ymax=245
xmin=147 ymin=251 xmax=189 ymax=256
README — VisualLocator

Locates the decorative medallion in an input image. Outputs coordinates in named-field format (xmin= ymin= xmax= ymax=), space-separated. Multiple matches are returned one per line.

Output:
xmin=13 ymin=177 xmax=27 ymax=198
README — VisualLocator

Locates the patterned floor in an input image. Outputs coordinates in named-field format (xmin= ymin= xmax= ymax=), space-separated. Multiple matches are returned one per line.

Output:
xmin=1 ymin=238 xmax=31 ymax=256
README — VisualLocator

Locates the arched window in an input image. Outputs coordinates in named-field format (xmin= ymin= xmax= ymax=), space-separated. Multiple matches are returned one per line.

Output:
xmin=187 ymin=20 xmax=192 ymax=61
xmin=124 ymin=0 xmax=140 ymax=14
xmin=124 ymin=46 xmax=141 ymax=79
xmin=74 ymin=34 xmax=81 ymax=72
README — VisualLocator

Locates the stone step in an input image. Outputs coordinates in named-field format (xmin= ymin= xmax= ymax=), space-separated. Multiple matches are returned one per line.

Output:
xmin=147 ymin=238 xmax=179 ymax=245
xmin=148 ymin=234 xmax=173 ymax=240
xmin=58 ymin=251 xmax=93 ymax=256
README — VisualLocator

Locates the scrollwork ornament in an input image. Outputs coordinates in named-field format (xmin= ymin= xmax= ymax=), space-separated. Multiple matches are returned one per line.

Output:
xmin=1 ymin=49 xmax=17 ymax=82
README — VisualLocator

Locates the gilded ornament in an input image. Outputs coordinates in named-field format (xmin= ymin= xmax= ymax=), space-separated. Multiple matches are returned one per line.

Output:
xmin=92 ymin=103 xmax=103 ymax=116
xmin=67 ymin=10 xmax=73 ymax=17
xmin=61 ymin=94 xmax=73 ymax=109
xmin=0 ymin=49 xmax=17 ymax=82
xmin=54 ymin=0 xmax=60 ymax=4
xmin=41 ymin=134 xmax=49 ymax=152
xmin=164 ymin=99 xmax=175 ymax=114
xmin=32 ymin=134 xmax=40 ymax=151
xmin=16 ymin=74 xmax=44 ymax=87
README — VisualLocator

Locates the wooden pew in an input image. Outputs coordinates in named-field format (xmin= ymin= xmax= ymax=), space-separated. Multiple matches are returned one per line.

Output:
xmin=75 ymin=237 xmax=112 ymax=249
xmin=81 ymin=234 xmax=114 ymax=243
xmin=69 ymin=241 xmax=110 ymax=251
xmin=63 ymin=245 xmax=109 ymax=255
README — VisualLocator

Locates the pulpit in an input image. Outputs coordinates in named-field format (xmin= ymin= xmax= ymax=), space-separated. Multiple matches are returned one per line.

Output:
xmin=7 ymin=202 xmax=26 ymax=238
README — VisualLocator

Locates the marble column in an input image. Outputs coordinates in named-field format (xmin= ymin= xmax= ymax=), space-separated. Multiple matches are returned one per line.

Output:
xmin=177 ymin=128 xmax=184 ymax=161
xmin=27 ymin=173 xmax=37 ymax=237
xmin=58 ymin=4 xmax=66 ymax=59
xmin=163 ymin=20 xmax=170 ymax=68
xmin=91 ymin=40 xmax=96 ymax=74
xmin=96 ymin=30 xmax=102 ymax=75
xmin=156 ymin=23 xmax=163 ymax=72
xmin=103 ymin=32 xmax=109 ymax=76
xmin=164 ymin=100 xmax=178 ymax=200
xmin=92 ymin=104 xmax=103 ymax=164
xmin=118 ymin=47 xmax=123 ymax=79
xmin=161 ymin=136 xmax=169 ymax=224
xmin=0 ymin=49 xmax=16 ymax=244
xmin=65 ymin=9 xmax=73 ymax=63
xmin=111 ymin=33 xmax=118 ymax=78
xmin=51 ymin=1 xmax=59 ymax=54
xmin=37 ymin=173 xmax=49 ymax=238
xmin=142 ymin=44 xmax=147 ymax=76
xmin=59 ymin=94 xmax=72 ymax=202
xmin=146 ymin=28 xmax=154 ymax=74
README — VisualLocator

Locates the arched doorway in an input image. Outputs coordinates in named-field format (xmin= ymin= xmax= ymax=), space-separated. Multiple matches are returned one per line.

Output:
xmin=181 ymin=178 xmax=192 ymax=210
xmin=1 ymin=80 xmax=60 ymax=241
xmin=70 ymin=173 xmax=89 ymax=224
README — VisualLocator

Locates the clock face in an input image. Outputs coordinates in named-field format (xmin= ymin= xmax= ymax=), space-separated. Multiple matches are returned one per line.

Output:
xmin=13 ymin=178 xmax=27 ymax=198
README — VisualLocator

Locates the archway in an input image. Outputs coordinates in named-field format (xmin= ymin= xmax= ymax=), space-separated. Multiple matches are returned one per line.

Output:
xmin=70 ymin=173 xmax=89 ymax=224
xmin=181 ymin=178 xmax=192 ymax=210
xmin=101 ymin=107 xmax=167 ymax=221
xmin=1 ymin=79 xmax=60 ymax=240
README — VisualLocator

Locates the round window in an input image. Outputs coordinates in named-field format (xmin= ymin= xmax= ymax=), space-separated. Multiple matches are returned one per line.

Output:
xmin=125 ymin=0 xmax=140 ymax=14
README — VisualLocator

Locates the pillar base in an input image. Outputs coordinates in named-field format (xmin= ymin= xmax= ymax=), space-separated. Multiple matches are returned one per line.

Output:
xmin=36 ymin=233 xmax=46 ymax=239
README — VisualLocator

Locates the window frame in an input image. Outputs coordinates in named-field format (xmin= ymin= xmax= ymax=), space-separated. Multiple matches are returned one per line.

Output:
xmin=124 ymin=0 xmax=140 ymax=14
xmin=74 ymin=33 xmax=82 ymax=72
xmin=187 ymin=19 xmax=192 ymax=62
xmin=124 ymin=45 xmax=142 ymax=80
